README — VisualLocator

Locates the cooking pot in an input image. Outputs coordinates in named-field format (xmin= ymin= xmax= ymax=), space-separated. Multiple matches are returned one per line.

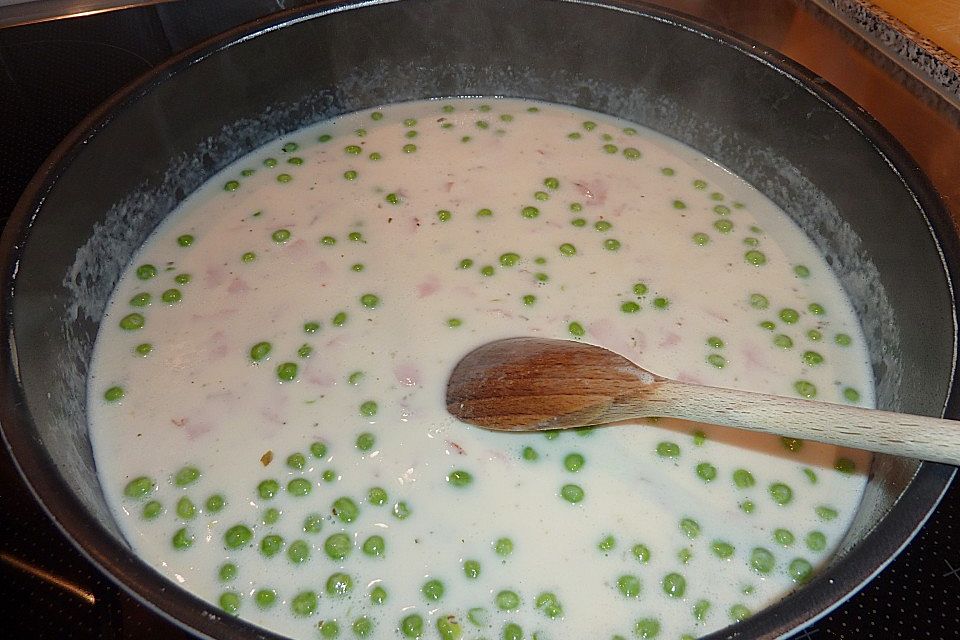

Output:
xmin=1 ymin=1 xmax=957 ymax=638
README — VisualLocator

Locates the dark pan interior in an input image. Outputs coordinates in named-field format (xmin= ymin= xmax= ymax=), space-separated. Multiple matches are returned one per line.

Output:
xmin=1 ymin=1 xmax=956 ymax=639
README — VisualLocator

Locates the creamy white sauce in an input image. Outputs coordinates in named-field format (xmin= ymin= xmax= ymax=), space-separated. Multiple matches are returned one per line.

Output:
xmin=89 ymin=99 xmax=873 ymax=640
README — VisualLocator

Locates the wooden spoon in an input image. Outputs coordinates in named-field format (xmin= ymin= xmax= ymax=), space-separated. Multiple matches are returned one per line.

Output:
xmin=445 ymin=337 xmax=960 ymax=465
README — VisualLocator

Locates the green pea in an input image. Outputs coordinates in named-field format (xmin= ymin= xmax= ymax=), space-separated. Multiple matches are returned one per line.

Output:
xmin=218 ymin=562 xmax=237 ymax=582
xmin=632 ymin=543 xmax=651 ymax=563
xmin=241 ymin=251 xmax=256 ymax=263
xmin=560 ymin=483 xmax=584 ymax=503
xmin=264 ymin=157 xmax=278 ymax=166
xmin=362 ymin=535 xmax=385 ymax=557
xmin=119 ymin=313 xmax=145 ymax=331
xmin=816 ymin=505 xmax=838 ymax=520
xmin=332 ymin=496 xmax=359 ymax=523
xmin=136 ymin=264 xmax=157 ymax=280
xmin=291 ymin=590 xmax=317 ymax=616
xmin=326 ymin=572 xmax=353 ymax=597
xmin=802 ymin=350 xmax=824 ymax=366
xmin=403 ymin=143 xmax=417 ymax=153
xmin=807 ymin=328 xmax=823 ymax=341
xmin=794 ymin=380 xmax=817 ymax=398
xmin=597 ymin=534 xmax=616 ymax=552
xmin=779 ymin=308 xmax=800 ymax=323
xmin=679 ymin=517 xmax=701 ymax=539
xmin=672 ymin=199 xmax=687 ymax=210
xmin=833 ymin=458 xmax=857 ymax=475
xmin=749 ymin=293 xmax=769 ymax=309
xmin=421 ymin=579 xmax=445 ymax=601
xmin=447 ymin=470 xmax=473 ymax=487
xmin=176 ymin=234 xmax=194 ymax=247
xmin=142 ymin=500 xmax=162 ymax=519
xmin=287 ymin=477 xmax=312 ymax=497
xmin=479 ymin=265 xmax=495 ymax=277
xmin=732 ymin=469 xmax=755 ymax=488
xmin=634 ymin=619 xmax=660 ymax=638
xmin=804 ymin=468 xmax=819 ymax=484
xmin=271 ymin=228 xmax=291 ymax=243
xmin=750 ymin=547 xmax=775 ymax=574
xmin=279 ymin=540 xmax=308 ymax=566
xmin=652 ymin=297 xmax=669 ymax=309
xmin=160 ymin=289 xmax=183 ymax=304
xmin=370 ymin=585 xmax=388 ymax=605
xmin=495 ymin=590 xmax=520 ymax=611
xmin=392 ymin=501 xmax=411 ymax=519
xmin=319 ymin=620 xmax=339 ymax=638
xmin=260 ymin=534 xmax=284 ymax=557
xmin=134 ymin=343 xmax=152 ymax=356
xmin=344 ymin=145 xmax=362 ymax=155
xmin=571 ymin=217 xmax=586 ymax=227
xmin=463 ymin=559 xmax=481 ymax=579
xmin=436 ymin=615 xmax=462 ymax=640
xmin=176 ymin=496 xmax=196 ymax=520
xmin=730 ymin=604 xmax=751 ymax=622
xmin=662 ymin=572 xmax=686 ymax=598
xmin=656 ymin=442 xmax=680 ymax=457
xmin=620 ymin=300 xmax=640 ymax=313
xmin=835 ymin=333 xmax=852 ymax=346
xmin=499 ymin=252 xmax=521 ymax=267
xmin=124 ymin=476 xmax=154 ymax=499
xmin=772 ymin=529 xmax=795 ymax=547
xmin=568 ymin=321 xmax=585 ymax=337
xmin=347 ymin=371 xmax=364 ymax=385
xmin=258 ymin=479 xmax=279 ymax=500
xmin=219 ymin=591 xmax=240 ymax=614
xmin=563 ymin=452 xmax=585 ymax=472
xmin=310 ymin=441 xmax=328 ymax=458
xmin=368 ymin=487 xmax=388 ymax=506
xmin=786 ymin=557 xmax=813 ymax=583
xmin=711 ymin=540 xmax=735 ymax=559
xmin=522 ymin=294 xmax=537 ymax=306
xmin=741 ymin=500 xmax=756 ymax=514
xmin=224 ymin=523 xmax=252 ymax=549
xmin=359 ymin=400 xmax=378 ymax=417
xmin=843 ymin=387 xmax=861 ymax=403
xmin=714 ymin=219 xmax=733 ymax=233
xmin=262 ymin=507 xmax=280 ymax=525
xmin=622 ymin=147 xmax=641 ymax=159
xmin=616 ymin=574 xmax=641 ymax=598
xmin=354 ymin=432 xmax=375 ymax=452
xmin=324 ymin=532 xmax=350 ymax=560
xmin=603 ymin=238 xmax=622 ymax=251
xmin=520 ymin=205 xmax=540 ymax=219
xmin=706 ymin=354 xmax=726 ymax=368
xmin=693 ymin=599 xmax=712 ymax=622
xmin=745 ymin=250 xmax=767 ymax=266
xmin=401 ymin=614 xmax=424 ymax=638
xmin=129 ymin=292 xmax=151 ymax=307
xmin=773 ymin=334 xmax=794 ymax=349
xmin=174 ymin=465 xmax=200 ymax=487
xmin=249 ymin=341 xmax=271 ymax=362
xmin=692 ymin=232 xmax=709 ymax=246
xmin=253 ymin=589 xmax=276 ymax=609
xmin=806 ymin=531 xmax=827 ymax=552
xmin=559 ymin=242 xmax=577 ymax=256
xmin=769 ymin=482 xmax=793 ymax=505
xmin=321 ymin=235 xmax=337 ymax=246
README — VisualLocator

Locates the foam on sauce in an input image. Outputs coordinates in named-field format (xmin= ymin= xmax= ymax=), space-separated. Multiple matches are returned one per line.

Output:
xmin=89 ymin=99 xmax=873 ymax=640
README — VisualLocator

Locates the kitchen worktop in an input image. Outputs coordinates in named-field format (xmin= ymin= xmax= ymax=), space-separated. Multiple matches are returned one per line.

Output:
xmin=0 ymin=1 xmax=957 ymax=639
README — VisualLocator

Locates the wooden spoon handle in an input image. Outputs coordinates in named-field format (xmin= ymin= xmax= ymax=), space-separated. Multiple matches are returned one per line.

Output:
xmin=636 ymin=380 xmax=960 ymax=465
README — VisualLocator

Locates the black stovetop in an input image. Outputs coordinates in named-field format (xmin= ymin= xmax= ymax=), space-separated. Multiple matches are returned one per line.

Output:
xmin=1 ymin=1 xmax=958 ymax=638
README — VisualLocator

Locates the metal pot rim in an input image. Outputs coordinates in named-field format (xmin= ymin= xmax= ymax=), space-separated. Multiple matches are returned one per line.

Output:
xmin=0 ymin=2 xmax=956 ymax=639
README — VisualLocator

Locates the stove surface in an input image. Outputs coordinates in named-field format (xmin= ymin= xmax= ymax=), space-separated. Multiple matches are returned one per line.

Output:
xmin=0 ymin=1 xmax=958 ymax=638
